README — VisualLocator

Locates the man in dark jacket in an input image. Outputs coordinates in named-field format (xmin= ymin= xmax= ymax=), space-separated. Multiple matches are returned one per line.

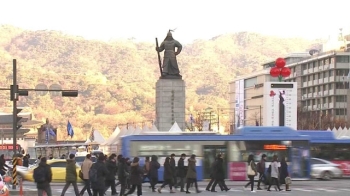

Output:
xmin=257 ymin=154 xmax=267 ymax=190
xmin=170 ymin=153 xmax=177 ymax=188
xmin=23 ymin=155 xmax=29 ymax=168
xmin=104 ymin=155 xmax=117 ymax=195
xmin=91 ymin=153 xmax=109 ymax=196
xmin=117 ymin=157 xmax=128 ymax=196
xmin=149 ymin=155 xmax=160 ymax=192
xmin=60 ymin=154 xmax=80 ymax=196
xmin=35 ymin=157 xmax=52 ymax=196
xmin=205 ymin=158 xmax=217 ymax=191
xmin=211 ymin=155 xmax=229 ymax=192
xmin=176 ymin=153 xmax=186 ymax=192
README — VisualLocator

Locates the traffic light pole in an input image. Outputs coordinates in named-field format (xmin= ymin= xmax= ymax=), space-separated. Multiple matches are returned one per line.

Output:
xmin=3 ymin=59 xmax=78 ymax=190
xmin=12 ymin=59 xmax=18 ymax=190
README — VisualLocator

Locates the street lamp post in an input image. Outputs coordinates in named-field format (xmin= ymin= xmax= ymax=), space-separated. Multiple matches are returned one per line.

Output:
xmin=0 ymin=59 xmax=78 ymax=189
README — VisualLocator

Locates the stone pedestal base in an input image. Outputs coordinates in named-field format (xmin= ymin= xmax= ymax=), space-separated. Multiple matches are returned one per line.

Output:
xmin=156 ymin=79 xmax=186 ymax=132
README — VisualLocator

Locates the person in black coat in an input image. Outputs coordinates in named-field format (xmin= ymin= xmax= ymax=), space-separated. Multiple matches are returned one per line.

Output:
xmin=158 ymin=157 xmax=175 ymax=193
xmin=206 ymin=156 xmax=225 ymax=191
xmin=35 ymin=157 xmax=53 ymax=196
xmin=91 ymin=154 xmax=109 ymax=196
xmin=279 ymin=157 xmax=291 ymax=191
xmin=124 ymin=157 xmax=143 ymax=196
xmin=104 ymin=155 xmax=117 ymax=195
xmin=211 ymin=155 xmax=229 ymax=192
xmin=176 ymin=154 xmax=186 ymax=192
xmin=149 ymin=155 xmax=160 ymax=192
xmin=23 ymin=155 xmax=29 ymax=167
xmin=170 ymin=154 xmax=177 ymax=188
xmin=117 ymin=157 xmax=128 ymax=196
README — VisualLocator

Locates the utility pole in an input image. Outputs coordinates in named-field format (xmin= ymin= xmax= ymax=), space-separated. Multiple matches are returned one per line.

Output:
xmin=2 ymin=59 xmax=79 ymax=189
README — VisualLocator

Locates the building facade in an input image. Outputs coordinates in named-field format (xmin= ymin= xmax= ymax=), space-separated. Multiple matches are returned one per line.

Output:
xmin=230 ymin=47 xmax=350 ymax=129
xmin=229 ymin=53 xmax=308 ymax=127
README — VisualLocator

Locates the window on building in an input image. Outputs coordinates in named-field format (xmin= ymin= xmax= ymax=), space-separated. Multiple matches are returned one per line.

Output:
xmin=335 ymin=82 xmax=349 ymax=89
xmin=328 ymin=97 xmax=332 ymax=103
xmin=319 ymin=60 xmax=323 ymax=66
xmin=322 ymin=97 xmax=327 ymax=104
xmin=302 ymin=64 xmax=307 ymax=71
xmin=336 ymin=56 xmax=350 ymax=63
xmin=335 ymin=109 xmax=347 ymax=115
xmin=323 ymin=84 xmax=327 ymax=91
xmin=302 ymin=101 xmax=307 ymax=107
xmin=312 ymin=74 xmax=316 ymax=80
xmin=325 ymin=58 xmax=329 ymax=65
xmin=302 ymin=89 xmax=307 ymax=94
xmin=244 ymin=77 xmax=257 ymax=88
xmin=330 ymin=57 xmax=334 ymax=64
xmin=324 ymin=71 xmax=329 ymax=78
xmin=335 ymin=96 xmax=347 ymax=102
xmin=302 ymin=76 xmax=307 ymax=82
xmin=329 ymin=83 xmax=333 ymax=90
xmin=336 ymin=69 xmax=349 ymax=76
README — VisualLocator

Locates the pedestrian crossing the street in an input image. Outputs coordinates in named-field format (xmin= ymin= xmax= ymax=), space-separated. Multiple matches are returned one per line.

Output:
xmin=52 ymin=187 xmax=350 ymax=194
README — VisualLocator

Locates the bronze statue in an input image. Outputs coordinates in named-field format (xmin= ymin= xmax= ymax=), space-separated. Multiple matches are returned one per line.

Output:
xmin=156 ymin=30 xmax=183 ymax=79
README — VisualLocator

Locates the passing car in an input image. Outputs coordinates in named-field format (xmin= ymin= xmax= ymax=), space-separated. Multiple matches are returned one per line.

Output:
xmin=22 ymin=159 xmax=83 ymax=183
xmin=311 ymin=158 xmax=343 ymax=180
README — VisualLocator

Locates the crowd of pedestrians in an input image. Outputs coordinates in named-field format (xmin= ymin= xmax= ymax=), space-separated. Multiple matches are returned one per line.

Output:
xmin=33 ymin=152 xmax=202 ymax=196
xmin=31 ymin=152 xmax=292 ymax=196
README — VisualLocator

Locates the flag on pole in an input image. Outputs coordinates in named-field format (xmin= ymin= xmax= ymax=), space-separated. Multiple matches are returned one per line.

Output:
xmin=67 ymin=120 xmax=74 ymax=138
xmin=190 ymin=114 xmax=194 ymax=123
xmin=45 ymin=128 xmax=49 ymax=144
xmin=49 ymin=129 xmax=56 ymax=136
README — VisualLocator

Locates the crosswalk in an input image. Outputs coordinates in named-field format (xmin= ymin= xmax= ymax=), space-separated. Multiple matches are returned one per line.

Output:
xmin=54 ymin=187 xmax=350 ymax=194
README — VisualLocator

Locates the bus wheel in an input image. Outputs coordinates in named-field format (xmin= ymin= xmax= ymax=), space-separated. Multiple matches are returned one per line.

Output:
xmin=322 ymin=171 xmax=332 ymax=180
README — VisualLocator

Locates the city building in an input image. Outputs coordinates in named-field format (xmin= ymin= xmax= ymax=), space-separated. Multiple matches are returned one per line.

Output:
xmin=229 ymin=30 xmax=350 ymax=129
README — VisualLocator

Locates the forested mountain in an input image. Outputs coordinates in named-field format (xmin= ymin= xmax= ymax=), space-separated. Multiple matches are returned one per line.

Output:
xmin=0 ymin=25 xmax=321 ymax=139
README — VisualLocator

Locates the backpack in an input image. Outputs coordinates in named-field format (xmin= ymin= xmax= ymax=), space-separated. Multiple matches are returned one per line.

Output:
xmin=33 ymin=166 xmax=46 ymax=183
xmin=89 ymin=163 xmax=98 ymax=183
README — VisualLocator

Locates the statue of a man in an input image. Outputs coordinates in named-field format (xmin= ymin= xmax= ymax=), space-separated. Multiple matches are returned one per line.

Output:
xmin=156 ymin=30 xmax=183 ymax=78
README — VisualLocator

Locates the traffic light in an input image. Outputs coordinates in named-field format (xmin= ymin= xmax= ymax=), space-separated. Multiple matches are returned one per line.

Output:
xmin=62 ymin=90 xmax=78 ymax=97
xmin=15 ymin=108 xmax=23 ymax=131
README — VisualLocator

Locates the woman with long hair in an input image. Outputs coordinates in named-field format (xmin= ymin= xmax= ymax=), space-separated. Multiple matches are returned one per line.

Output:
xmin=267 ymin=155 xmax=282 ymax=191
xmin=244 ymin=154 xmax=257 ymax=192
xmin=279 ymin=157 xmax=291 ymax=191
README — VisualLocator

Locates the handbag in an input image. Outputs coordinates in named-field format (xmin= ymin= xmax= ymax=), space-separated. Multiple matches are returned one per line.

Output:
xmin=79 ymin=170 xmax=84 ymax=180
xmin=247 ymin=161 xmax=256 ymax=176
xmin=285 ymin=176 xmax=291 ymax=185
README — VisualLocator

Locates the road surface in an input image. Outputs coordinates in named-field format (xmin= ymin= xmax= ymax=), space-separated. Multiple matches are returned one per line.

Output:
xmin=14 ymin=180 xmax=350 ymax=196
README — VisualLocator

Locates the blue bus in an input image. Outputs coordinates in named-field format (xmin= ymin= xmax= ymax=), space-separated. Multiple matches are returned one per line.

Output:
xmin=118 ymin=126 xmax=312 ymax=181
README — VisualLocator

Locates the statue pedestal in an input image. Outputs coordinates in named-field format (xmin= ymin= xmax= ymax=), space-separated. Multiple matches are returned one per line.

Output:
xmin=156 ymin=79 xmax=186 ymax=132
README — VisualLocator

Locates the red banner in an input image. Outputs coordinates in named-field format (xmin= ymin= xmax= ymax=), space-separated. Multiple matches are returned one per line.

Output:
xmin=228 ymin=162 xmax=247 ymax=181
xmin=331 ymin=161 xmax=350 ymax=176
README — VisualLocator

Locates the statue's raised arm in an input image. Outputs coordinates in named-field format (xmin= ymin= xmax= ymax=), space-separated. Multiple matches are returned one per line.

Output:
xmin=156 ymin=30 xmax=183 ymax=79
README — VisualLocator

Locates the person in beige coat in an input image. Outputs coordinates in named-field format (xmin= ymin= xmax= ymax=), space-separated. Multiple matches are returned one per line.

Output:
xmin=80 ymin=154 xmax=93 ymax=196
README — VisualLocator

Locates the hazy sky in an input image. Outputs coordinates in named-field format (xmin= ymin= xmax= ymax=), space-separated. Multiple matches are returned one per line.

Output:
xmin=0 ymin=0 xmax=349 ymax=43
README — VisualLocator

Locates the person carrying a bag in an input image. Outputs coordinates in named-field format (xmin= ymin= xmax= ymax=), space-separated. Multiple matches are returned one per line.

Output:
xmin=244 ymin=154 xmax=257 ymax=193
